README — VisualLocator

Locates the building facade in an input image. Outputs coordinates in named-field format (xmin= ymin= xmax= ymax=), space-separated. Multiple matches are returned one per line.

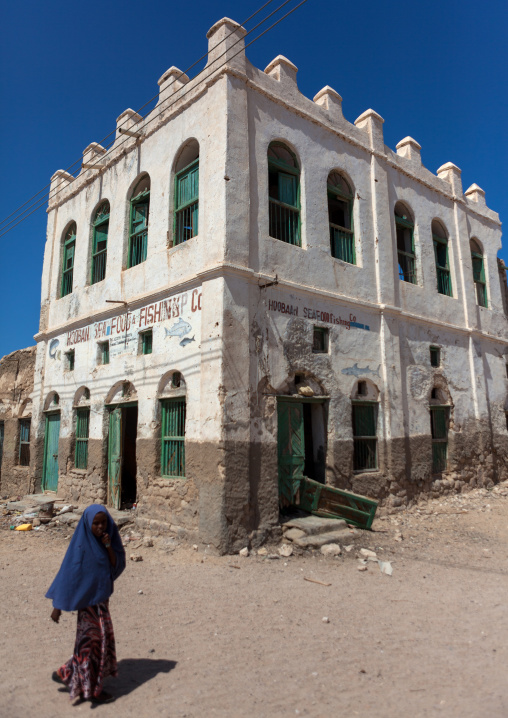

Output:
xmin=31 ymin=18 xmax=507 ymax=552
xmin=0 ymin=347 xmax=36 ymax=498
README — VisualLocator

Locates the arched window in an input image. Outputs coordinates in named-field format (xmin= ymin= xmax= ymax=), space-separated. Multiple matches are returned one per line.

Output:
xmin=61 ymin=223 xmax=76 ymax=297
xmin=174 ymin=140 xmax=199 ymax=245
xmin=429 ymin=387 xmax=450 ymax=473
xmin=328 ymin=171 xmax=354 ymax=263
xmin=128 ymin=175 xmax=150 ymax=268
xmin=471 ymin=238 xmax=487 ymax=307
xmin=268 ymin=142 xmax=300 ymax=246
xmin=395 ymin=203 xmax=416 ymax=284
xmin=91 ymin=201 xmax=110 ymax=284
xmin=352 ymin=381 xmax=378 ymax=471
xmin=432 ymin=220 xmax=452 ymax=297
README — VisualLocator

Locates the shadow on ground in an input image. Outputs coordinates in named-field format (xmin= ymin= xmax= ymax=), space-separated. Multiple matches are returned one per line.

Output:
xmin=110 ymin=658 xmax=177 ymax=699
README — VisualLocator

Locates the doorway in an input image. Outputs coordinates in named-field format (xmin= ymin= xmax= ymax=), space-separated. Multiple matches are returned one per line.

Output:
xmin=108 ymin=404 xmax=138 ymax=509
xmin=42 ymin=413 xmax=61 ymax=492
xmin=277 ymin=398 xmax=326 ymax=507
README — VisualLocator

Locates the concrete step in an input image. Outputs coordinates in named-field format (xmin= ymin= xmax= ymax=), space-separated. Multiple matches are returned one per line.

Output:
xmin=293 ymin=528 xmax=360 ymax=549
xmin=283 ymin=515 xmax=349 ymax=536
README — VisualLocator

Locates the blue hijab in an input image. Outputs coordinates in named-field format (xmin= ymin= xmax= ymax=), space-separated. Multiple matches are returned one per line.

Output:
xmin=46 ymin=504 xmax=126 ymax=611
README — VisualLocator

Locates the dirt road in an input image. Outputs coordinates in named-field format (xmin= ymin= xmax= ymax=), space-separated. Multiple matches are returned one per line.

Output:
xmin=1 ymin=487 xmax=508 ymax=717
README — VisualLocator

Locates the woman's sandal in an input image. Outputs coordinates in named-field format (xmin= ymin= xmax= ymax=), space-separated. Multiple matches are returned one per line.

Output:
xmin=91 ymin=691 xmax=115 ymax=704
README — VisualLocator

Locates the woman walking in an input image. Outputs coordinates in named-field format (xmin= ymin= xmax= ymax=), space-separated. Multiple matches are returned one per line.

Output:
xmin=47 ymin=504 xmax=126 ymax=704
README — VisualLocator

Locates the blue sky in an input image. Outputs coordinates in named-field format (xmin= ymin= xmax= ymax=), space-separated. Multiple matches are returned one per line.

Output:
xmin=0 ymin=0 xmax=506 ymax=357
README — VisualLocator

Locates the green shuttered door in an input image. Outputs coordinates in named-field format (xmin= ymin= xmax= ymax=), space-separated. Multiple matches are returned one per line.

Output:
xmin=277 ymin=400 xmax=305 ymax=506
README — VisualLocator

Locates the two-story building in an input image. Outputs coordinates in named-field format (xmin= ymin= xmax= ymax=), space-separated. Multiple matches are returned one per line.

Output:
xmin=30 ymin=17 xmax=507 ymax=552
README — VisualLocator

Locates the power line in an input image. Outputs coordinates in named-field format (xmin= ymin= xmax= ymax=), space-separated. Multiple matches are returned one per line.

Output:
xmin=0 ymin=0 xmax=280 ymax=232
xmin=0 ymin=0 xmax=304 ymax=236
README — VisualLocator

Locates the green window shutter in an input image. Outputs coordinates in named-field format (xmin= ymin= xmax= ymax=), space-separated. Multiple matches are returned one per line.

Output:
xmin=175 ymin=161 xmax=199 ymax=245
xmin=92 ymin=222 xmax=108 ymax=284
xmin=278 ymin=172 xmax=297 ymax=207
xmin=129 ymin=196 xmax=149 ymax=268
xmin=161 ymin=398 xmax=186 ymax=478
xmin=61 ymin=227 xmax=76 ymax=297
xmin=434 ymin=238 xmax=453 ymax=297
xmin=75 ymin=408 xmax=90 ymax=469
xmin=142 ymin=331 xmax=152 ymax=355
xmin=353 ymin=404 xmax=376 ymax=437
xmin=472 ymin=254 xmax=487 ymax=307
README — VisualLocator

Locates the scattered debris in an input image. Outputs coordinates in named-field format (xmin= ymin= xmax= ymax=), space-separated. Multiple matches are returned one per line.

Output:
xmin=256 ymin=547 xmax=268 ymax=556
xmin=138 ymin=590 xmax=144 ymax=594
xmin=322 ymin=617 xmax=330 ymax=623
xmin=192 ymin=544 xmax=198 ymax=551
xmin=228 ymin=564 xmax=241 ymax=570
xmin=378 ymin=560 xmax=393 ymax=576
xmin=394 ymin=531 xmax=403 ymax=542
xmin=130 ymin=554 xmax=143 ymax=562
xmin=303 ymin=577 xmax=331 ymax=587
xmin=360 ymin=548 xmax=377 ymax=561
xmin=15 ymin=524 xmax=32 ymax=531
xmin=266 ymin=554 xmax=280 ymax=560
xmin=320 ymin=543 xmax=341 ymax=556
xmin=239 ymin=547 xmax=249 ymax=557
xmin=278 ymin=543 xmax=293 ymax=557
xmin=357 ymin=564 xmax=368 ymax=572
xmin=344 ymin=545 xmax=354 ymax=552
xmin=143 ymin=537 xmax=154 ymax=548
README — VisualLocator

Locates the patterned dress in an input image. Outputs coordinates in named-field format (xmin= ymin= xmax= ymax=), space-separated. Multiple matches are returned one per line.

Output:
xmin=58 ymin=602 xmax=117 ymax=700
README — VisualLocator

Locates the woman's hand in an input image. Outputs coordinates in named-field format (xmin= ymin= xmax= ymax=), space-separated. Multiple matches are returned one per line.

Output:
xmin=51 ymin=608 xmax=62 ymax=623
xmin=101 ymin=533 xmax=117 ymax=568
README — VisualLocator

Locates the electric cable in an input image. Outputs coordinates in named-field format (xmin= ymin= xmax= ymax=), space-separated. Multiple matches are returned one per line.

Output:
xmin=0 ymin=0 xmax=279 ymax=231
xmin=0 ymin=0 xmax=305 ymax=235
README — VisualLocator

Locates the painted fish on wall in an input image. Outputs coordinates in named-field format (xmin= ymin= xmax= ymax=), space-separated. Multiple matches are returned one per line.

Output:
xmin=341 ymin=363 xmax=381 ymax=378
xmin=165 ymin=318 xmax=192 ymax=339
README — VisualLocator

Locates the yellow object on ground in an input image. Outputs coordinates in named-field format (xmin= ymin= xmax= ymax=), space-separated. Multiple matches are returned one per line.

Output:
xmin=15 ymin=524 xmax=33 ymax=531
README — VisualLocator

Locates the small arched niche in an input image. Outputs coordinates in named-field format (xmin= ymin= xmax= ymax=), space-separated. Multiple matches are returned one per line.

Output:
xmin=351 ymin=379 xmax=379 ymax=402
xmin=73 ymin=386 xmax=90 ymax=407
xmin=18 ymin=398 xmax=32 ymax=418
xmin=44 ymin=391 xmax=60 ymax=411
xmin=106 ymin=381 xmax=137 ymax=405
xmin=158 ymin=370 xmax=187 ymax=398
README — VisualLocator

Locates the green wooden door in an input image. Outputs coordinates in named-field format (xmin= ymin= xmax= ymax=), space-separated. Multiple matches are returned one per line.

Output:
xmin=277 ymin=400 xmax=305 ymax=506
xmin=108 ymin=408 xmax=122 ymax=509
xmin=42 ymin=413 xmax=60 ymax=491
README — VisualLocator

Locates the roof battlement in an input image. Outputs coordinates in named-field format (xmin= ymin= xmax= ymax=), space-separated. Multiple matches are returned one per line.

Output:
xmin=47 ymin=17 xmax=499 ymax=224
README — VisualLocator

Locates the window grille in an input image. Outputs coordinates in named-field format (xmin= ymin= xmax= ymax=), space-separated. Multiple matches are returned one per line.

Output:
xmin=175 ymin=160 xmax=199 ymax=245
xmin=433 ymin=236 xmax=452 ymax=296
xmin=61 ymin=224 xmax=76 ymax=297
xmin=161 ymin=398 xmax=186 ymax=478
xmin=268 ymin=143 xmax=300 ymax=246
xmin=75 ymin=408 xmax=90 ymax=469
xmin=352 ymin=403 xmax=378 ymax=471
xmin=430 ymin=406 xmax=449 ymax=473
xmin=128 ymin=180 xmax=150 ymax=268
xmin=92 ymin=201 xmax=110 ymax=284
xmin=471 ymin=249 xmax=487 ymax=307
xmin=395 ymin=212 xmax=416 ymax=284
xmin=141 ymin=330 xmax=153 ymax=355
xmin=328 ymin=172 xmax=355 ymax=263
xmin=18 ymin=419 xmax=31 ymax=466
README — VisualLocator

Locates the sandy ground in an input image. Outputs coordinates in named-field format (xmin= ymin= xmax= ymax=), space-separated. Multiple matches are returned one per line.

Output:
xmin=1 ymin=487 xmax=508 ymax=718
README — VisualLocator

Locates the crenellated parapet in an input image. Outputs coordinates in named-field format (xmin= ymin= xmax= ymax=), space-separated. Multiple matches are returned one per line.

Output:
xmin=45 ymin=15 xmax=500 ymax=225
